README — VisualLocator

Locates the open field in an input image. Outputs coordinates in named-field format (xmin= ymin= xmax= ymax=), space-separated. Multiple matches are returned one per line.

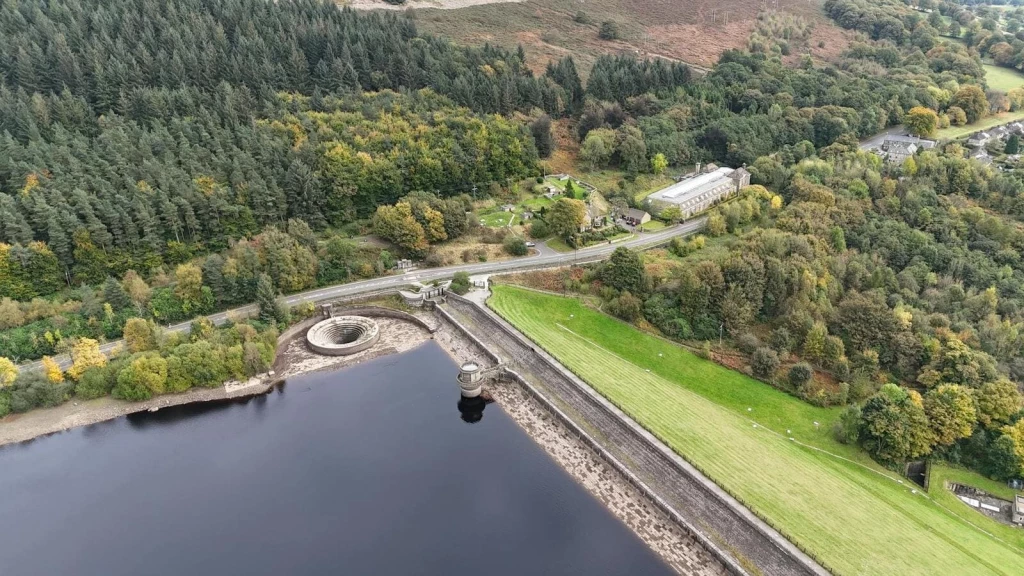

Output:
xmin=488 ymin=285 xmax=1024 ymax=576
xmin=936 ymin=110 xmax=1024 ymax=139
xmin=984 ymin=64 xmax=1024 ymax=92
xmin=406 ymin=0 xmax=848 ymax=74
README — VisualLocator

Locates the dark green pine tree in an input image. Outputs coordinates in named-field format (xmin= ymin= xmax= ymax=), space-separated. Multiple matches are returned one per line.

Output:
xmin=255 ymin=273 xmax=278 ymax=324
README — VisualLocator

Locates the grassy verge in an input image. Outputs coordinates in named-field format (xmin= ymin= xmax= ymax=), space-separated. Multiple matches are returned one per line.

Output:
xmin=488 ymin=285 xmax=1024 ymax=576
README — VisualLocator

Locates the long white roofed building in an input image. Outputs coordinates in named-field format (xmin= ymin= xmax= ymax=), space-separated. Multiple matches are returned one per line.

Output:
xmin=646 ymin=165 xmax=750 ymax=217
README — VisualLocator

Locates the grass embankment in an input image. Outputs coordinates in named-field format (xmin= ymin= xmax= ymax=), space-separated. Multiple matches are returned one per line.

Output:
xmin=489 ymin=285 xmax=1024 ymax=576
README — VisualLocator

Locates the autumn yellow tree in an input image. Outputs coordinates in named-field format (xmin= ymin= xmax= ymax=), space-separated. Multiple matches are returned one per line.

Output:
xmin=123 ymin=318 xmax=158 ymax=353
xmin=0 ymin=357 xmax=17 ymax=388
xmin=68 ymin=338 xmax=107 ymax=380
xmin=903 ymin=106 xmax=938 ymax=138
xmin=650 ymin=152 xmax=668 ymax=175
xmin=705 ymin=212 xmax=727 ymax=237
xmin=41 ymin=356 xmax=64 ymax=383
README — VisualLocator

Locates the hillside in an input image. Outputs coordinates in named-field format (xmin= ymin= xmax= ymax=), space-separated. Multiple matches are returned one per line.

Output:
xmin=371 ymin=0 xmax=852 ymax=72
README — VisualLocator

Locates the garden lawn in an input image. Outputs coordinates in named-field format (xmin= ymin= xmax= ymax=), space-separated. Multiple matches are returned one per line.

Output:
xmin=521 ymin=196 xmax=553 ymax=211
xmin=489 ymin=285 xmax=1024 ymax=576
xmin=983 ymin=64 xmax=1024 ymax=92
xmin=638 ymin=219 xmax=667 ymax=231
xmin=479 ymin=210 xmax=518 ymax=228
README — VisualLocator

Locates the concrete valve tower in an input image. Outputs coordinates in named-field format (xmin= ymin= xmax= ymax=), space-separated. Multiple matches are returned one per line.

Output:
xmin=457 ymin=362 xmax=483 ymax=398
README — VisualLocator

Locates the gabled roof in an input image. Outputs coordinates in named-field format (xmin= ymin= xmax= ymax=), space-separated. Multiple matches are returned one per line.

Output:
xmin=622 ymin=208 xmax=649 ymax=220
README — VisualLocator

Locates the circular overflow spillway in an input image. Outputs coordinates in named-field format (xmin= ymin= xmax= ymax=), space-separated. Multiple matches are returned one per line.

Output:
xmin=306 ymin=316 xmax=381 ymax=356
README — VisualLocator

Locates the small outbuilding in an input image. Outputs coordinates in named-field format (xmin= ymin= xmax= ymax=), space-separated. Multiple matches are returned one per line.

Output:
xmin=1014 ymin=494 xmax=1024 ymax=525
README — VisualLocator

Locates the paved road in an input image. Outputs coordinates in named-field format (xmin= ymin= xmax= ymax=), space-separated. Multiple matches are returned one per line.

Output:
xmin=21 ymin=220 xmax=705 ymax=371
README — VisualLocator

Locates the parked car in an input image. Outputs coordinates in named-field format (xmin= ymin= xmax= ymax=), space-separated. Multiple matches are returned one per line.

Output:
xmin=525 ymin=242 xmax=536 ymax=247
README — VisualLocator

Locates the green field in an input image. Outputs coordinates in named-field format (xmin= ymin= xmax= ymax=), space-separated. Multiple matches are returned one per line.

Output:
xmin=936 ymin=110 xmax=1024 ymax=139
xmin=489 ymin=285 xmax=1024 ymax=576
xmin=984 ymin=64 xmax=1024 ymax=93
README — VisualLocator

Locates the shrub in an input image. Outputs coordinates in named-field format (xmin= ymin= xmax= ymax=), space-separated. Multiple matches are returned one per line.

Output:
xmin=608 ymin=291 xmax=643 ymax=322
xmin=697 ymin=340 xmax=713 ymax=359
xmin=423 ymin=251 xmax=447 ymax=267
xmin=75 ymin=359 xmax=124 ymax=399
xmin=769 ymin=327 xmax=792 ymax=353
xmin=833 ymin=404 xmax=862 ymax=444
xmin=737 ymin=333 xmax=761 ymax=354
xmin=529 ymin=220 xmax=551 ymax=239
xmin=574 ymin=10 xmax=591 ymax=24
xmin=450 ymin=272 xmax=471 ymax=295
xmin=788 ymin=362 xmax=814 ymax=392
xmin=599 ymin=20 xmax=620 ymax=40
xmin=503 ymin=236 xmax=528 ymax=256
xmin=751 ymin=347 xmax=780 ymax=380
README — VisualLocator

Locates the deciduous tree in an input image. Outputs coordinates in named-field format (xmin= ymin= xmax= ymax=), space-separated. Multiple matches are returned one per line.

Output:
xmin=67 ymin=338 xmax=106 ymax=381
xmin=923 ymin=384 xmax=977 ymax=447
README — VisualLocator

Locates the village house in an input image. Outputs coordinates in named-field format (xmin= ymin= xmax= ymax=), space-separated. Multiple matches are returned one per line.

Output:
xmin=646 ymin=164 xmax=750 ymax=217
xmin=967 ymin=132 xmax=991 ymax=148
xmin=1014 ymin=494 xmax=1024 ymax=525
xmin=621 ymin=208 xmax=651 ymax=227
xmin=878 ymin=135 xmax=936 ymax=164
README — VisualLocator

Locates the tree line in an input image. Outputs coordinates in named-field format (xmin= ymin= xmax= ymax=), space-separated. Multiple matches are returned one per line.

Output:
xmin=0 ymin=315 xmax=280 ymax=418
xmin=580 ymin=142 xmax=1024 ymax=481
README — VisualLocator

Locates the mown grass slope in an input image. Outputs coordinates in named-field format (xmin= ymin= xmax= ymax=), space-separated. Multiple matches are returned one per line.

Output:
xmin=489 ymin=285 xmax=1024 ymax=576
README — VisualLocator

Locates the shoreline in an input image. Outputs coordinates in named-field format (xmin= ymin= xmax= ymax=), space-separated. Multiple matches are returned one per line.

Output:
xmin=0 ymin=306 xmax=724 ymax=575
xmin=0 ymin=314 xmax=436 ymax=449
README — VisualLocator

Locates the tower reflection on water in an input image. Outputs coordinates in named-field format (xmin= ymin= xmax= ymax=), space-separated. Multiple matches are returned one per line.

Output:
xmin=457 ymin=393 xmax=492 ymax=424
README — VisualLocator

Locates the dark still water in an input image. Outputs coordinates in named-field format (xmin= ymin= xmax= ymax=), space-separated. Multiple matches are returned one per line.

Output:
xmin=0 ymin=342 xmax=672 ymax=576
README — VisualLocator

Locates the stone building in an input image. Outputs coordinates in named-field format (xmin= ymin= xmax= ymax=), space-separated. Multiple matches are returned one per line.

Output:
xmin=879 ymin=135 xmax=935 ymax=163
xmin=646 ymin=165 xmax=750 ymax=217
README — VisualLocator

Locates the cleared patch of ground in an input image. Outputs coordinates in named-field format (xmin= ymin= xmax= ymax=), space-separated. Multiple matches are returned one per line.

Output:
xmin=408 ymin=0 xmax=840 ymax=74
xmin=344 ymin=0 xmax=522 ymax=11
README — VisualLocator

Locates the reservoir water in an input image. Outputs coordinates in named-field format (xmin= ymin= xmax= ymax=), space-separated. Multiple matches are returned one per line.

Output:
xmin=0 ymin=342 xmax=673 ymax=576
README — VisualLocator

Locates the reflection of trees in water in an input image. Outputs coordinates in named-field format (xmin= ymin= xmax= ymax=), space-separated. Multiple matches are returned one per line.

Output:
xmin=124 ymin=381 xmax=285 ymax=430
xmin=457 ymin=393 xmax=493 ymax=424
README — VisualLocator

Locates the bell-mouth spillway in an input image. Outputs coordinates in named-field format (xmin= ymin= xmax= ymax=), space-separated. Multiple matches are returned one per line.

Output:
xmin=306 ymin=316 xmax=381 ymax=356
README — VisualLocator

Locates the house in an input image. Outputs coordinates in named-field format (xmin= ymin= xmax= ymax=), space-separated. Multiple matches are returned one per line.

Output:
xmin=500 ymin=204 xmax=516 ymax=212
xmin=521 ymin=211 xmax=534 ymax=221
xmin=621 ymin=208 xmax=651 ymax=227
xmin=647 ymin=165 xmax=751 ymax=217
xmin=878 ymin=135 xmax=935 ymax=163
xmin=885 ymin=141 xmax=918 ymax=164
xmin=967 ymin=132 xmax=991 ymax=148
xmin=1013 ymin=494 xmax=1024 ymax=525
xmin=580 ymin=204 xmax=606 ymax=232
